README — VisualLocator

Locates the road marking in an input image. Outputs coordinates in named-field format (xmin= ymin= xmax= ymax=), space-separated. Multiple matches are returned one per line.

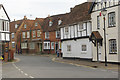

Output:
xmin=21 ymin=71 xmax=24 ymax=73
xmin=12 ymin=63 xmax=35 ymax=78
xmin=24 ymin=73 xmax=28 ymax=76
xmin=18 ymin=69 xmax=21 ymax=71
xmin=29 ymin=76 xmax=34 ymax=78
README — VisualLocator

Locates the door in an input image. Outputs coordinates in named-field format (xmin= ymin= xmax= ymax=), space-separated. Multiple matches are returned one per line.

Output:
xmin=98 ymin=43 xmax=101 ymax=61
xmin=55 ymin=42 xmax=58 ymax=53
xmin=39 ymin=43 xmax=42 ymax=52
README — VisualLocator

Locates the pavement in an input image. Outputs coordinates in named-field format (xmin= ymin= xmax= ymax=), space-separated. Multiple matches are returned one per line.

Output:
xmin=52 ymin=57 xmax=119 ymax=72
xmin=2 ymin=54 xmax=119 ymax=78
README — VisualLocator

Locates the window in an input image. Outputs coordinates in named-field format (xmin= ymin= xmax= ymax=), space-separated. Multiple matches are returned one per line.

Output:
xmin=15 ymin=24 xmax=18 ymax=29
xmin=56 ymin=30 xmax=60 ymax=38
xmin=45 ymin=32 xmax=49 ymax=39
xmin=12 ymin=42 xmax=15 ymax=48
xmin=58 ymin=20 xmax=62 ymax=25
xmin=79 ymin=24 xmax=83 ymax=30
xmin=24 ymin=24 xmax=27 ymax=29
xmin=82 ymin=45 xmax=87 ymax=51
xmin=35 ymin=22 xmax=38 ymax=27
xmin=29 ymin=43 xmax=35 ymax=49
xmin=51 ymin=42 xmax=54 ymax=49
xmin=21 ymin=43 xmax=27 ymax=49
xmin=49 ymin=21 xmax=53 ymax=27
xmin=33 ymin=31 xmax=36 ymax=38
xmin=2 ymin=21 xmax=4 ymax=31
xmin=65 ymin=27 xmax=69 ymax=34
xmin=97 ymin=16 xmax=100 ymax=29
xmin=109 ymin=39 xmax=117 ymax=54
xmin=22 ymin=32 xmax=26 ymax=38
xmin=108 ymin=12 xmax=116 ymax=27
xmin=44 ymin=42 xmax=50 ymax=49
xmin=11 ymin=33 xmax=14 ymax=39
xmin=67 ymin=45 xmax=71 ymax=51
xmin=37 ymin=30 xmax=41 ymax=37
xmin=27 ymin=31 xmax=30 ymax=38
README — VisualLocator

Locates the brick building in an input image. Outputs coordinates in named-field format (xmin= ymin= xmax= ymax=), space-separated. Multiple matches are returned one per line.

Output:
xmin=20 ymin=17 xmax=44 ymax=54
xmin=42 ymin=15 xmax=65 ymax=54
xmin=10 ymin=16 xmax=44 ymax=54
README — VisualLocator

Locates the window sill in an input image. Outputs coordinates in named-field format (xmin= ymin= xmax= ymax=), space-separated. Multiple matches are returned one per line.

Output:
xmin=109 ymin=53 xmax=117 ymax=54
xmin=108 ymin=26 xmax=116 ymax=28
xmin=81 ymin=51 xmax=87 ymax=54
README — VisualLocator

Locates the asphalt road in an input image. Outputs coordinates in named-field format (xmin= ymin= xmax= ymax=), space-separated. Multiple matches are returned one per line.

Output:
xmin=2 ymin=54 xmax=118 ymax=78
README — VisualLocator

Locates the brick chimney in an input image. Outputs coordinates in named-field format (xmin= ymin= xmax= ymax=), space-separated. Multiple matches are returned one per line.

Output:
xmin=24 ymin=15 xmax=27 ymax=20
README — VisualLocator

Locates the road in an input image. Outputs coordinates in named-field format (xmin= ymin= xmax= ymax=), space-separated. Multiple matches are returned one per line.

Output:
xmin=2 ymin=54 xmax=118 ymax=78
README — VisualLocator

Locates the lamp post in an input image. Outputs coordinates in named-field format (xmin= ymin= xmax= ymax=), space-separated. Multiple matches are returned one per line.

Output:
xmin=101 ymin=8 xmax=107 ymax=66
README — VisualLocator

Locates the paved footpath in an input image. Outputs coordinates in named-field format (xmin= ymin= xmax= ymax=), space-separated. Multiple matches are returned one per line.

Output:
xmin=2 ymin=54 xmax=119 ymax=78
xmin=52 ymin=57 xmax=119 ymax=72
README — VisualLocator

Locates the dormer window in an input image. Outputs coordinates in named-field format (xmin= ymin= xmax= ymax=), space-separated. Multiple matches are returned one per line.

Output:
xmin=15 ymin=24 xmax=18 ymax=29
xmin=35 ymin=22 xmax=38 ymax=27
xmin=24 ymin=24 xmax=27 ymax=29
xmin=49 ymin=21 xmax=53 ymax=27
xmin=58 ymin=20 xmax=62 ymax=25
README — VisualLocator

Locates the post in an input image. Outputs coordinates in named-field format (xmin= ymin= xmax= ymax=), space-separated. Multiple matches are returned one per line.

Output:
xmin=103 ymin=17 xmax=107 ymax=66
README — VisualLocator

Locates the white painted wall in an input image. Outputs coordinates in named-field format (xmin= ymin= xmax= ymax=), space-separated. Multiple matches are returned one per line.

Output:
xmin=62 ymin=39 xmax=92 ymax=59
xmin=0 ymin=5 xmax=10 ymax=41
xmin=61 ymin=22 xmax=91 ymax=40
xmin=0 ymin=6 xmax=9 ymax=20
xmin=61 ymin=21 xmax=92 ymax=59
xmin=91 ymin=1 xmax=119 ymax=62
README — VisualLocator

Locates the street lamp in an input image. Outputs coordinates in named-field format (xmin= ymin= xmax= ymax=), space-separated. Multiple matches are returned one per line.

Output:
xmin=101 ymin=8 xmax=107 ymax=66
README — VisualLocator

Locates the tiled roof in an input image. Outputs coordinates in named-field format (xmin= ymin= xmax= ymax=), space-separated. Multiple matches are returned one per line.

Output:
xmin=42 ymin=2 xmax=92 ymax=32
xmin=69 ymin=2 xmax=92 ymax=24
xmin=42 ymin=13 xmax=69 ymax=32
xmin=90 ymin=31 xmax=103 ymax=40
xmin=10 ymin=20 xmax=23 ymax=33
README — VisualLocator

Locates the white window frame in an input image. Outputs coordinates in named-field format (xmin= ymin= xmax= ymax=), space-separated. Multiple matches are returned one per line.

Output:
xmin=21 ymin=43 xmax=27 ymax=49
xmin=24 ymin=24 xmax=27 ymax=29
xmin=109 ymin=39 xmax=117 ymax=54
xmin=108 ymin=12 xmax=116 ymax=27
xmin=12 ymin=42 xmax=15 ymax=48
xmin=51 ymin=42 xmax=54 ymax=49
xmin=35 ymin=22 xmax=38 ymax=27
xmin=56 ymin=30 xmax=60 ymax=38
xmin=45 ymin=32 xmax=49 ymax=39
xmin=22 ymin=32 xmax=26 ymax=38
xmin=67 ymin=45 xmax=71 ymax=51
xmin=49 ymin=21 xmax=53 ymax=27
xmin=11 ymin=33 xmax=14 ymax=39
xmin=81 ymin=45 xmax=87 ymax=52
xmin=27 ymin=31 xmax=30 ymax=38
xmin=33 ymin=31 xmax=36 ymax=38
xmin=58 ymin=20 xmax=62 ymax=25
xmin=37 ymin=30 xmax=41 ymax=37
xmin=97 ymin=16 xmax=100 ymax=29
xmin=65 ymin=27 xmax=69 ymax=34
xmin=15 ymin=24 xmax=18 ymax=29
xmin=44 ymin=42 xmax=50 ymax=49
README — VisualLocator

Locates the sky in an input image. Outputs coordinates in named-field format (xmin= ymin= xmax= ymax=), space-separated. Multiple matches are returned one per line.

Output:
xmin=0 ymin=0 xmax=87 ymax=21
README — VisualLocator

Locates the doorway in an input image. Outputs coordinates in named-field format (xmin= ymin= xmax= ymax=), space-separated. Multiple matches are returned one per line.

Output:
xmin=37 ymin=43 xmax=42 ymax=52
xmin=98 ymin=43 xmax=102 ymax=61
xmin=55 ymin=42 xmax=58 ymax=53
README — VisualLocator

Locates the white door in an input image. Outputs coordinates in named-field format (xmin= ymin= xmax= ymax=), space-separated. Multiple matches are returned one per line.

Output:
xmin=98 ymin=43 xmax=101 ymax=61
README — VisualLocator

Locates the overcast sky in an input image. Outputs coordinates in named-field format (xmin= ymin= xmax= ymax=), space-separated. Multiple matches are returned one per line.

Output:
xmin=0 ymin=0 xmax=87 ymax=21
